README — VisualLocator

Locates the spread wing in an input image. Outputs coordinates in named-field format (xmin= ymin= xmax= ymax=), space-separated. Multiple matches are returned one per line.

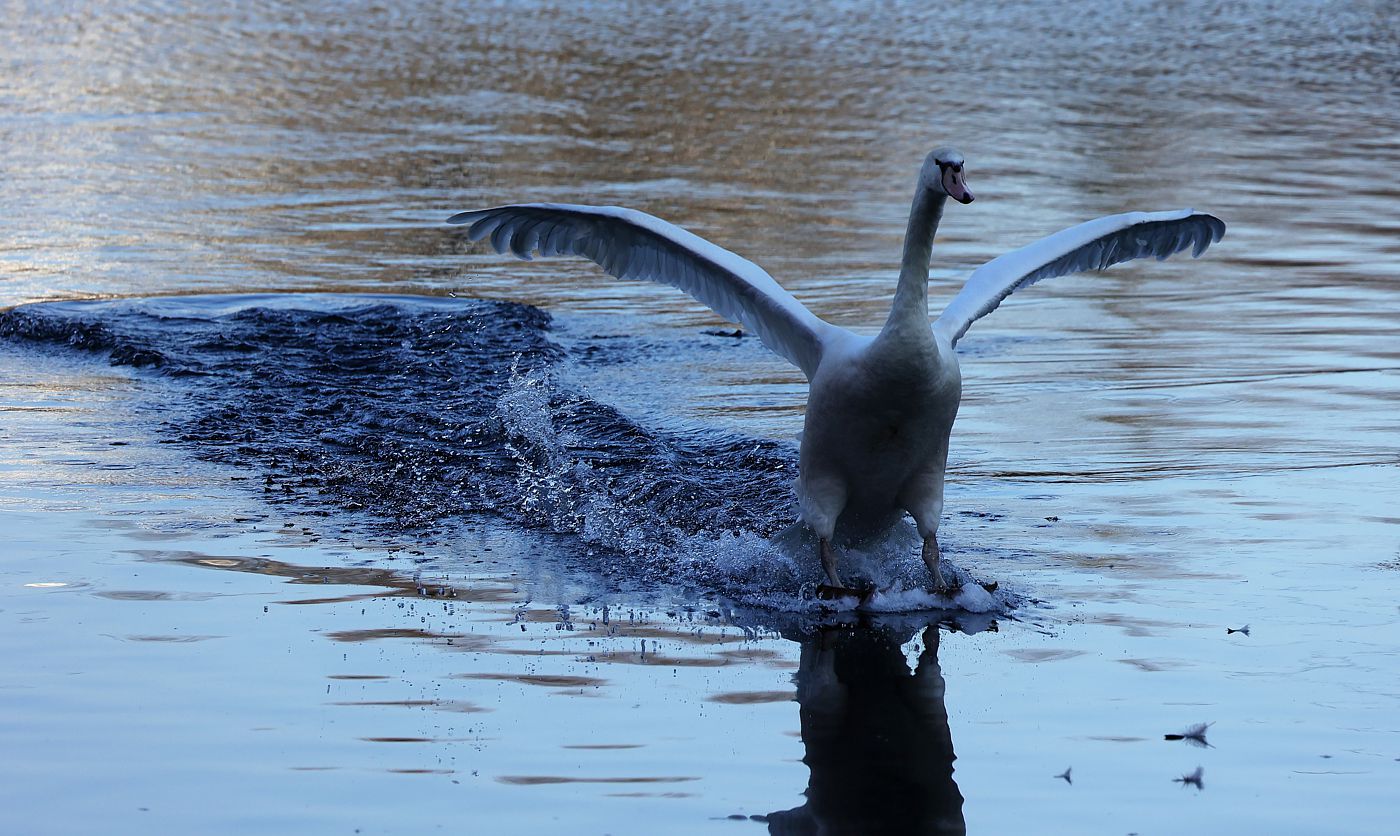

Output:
xmin=934 ymin=209 xmax=1226 ymax=346
xmin=448 ymin=203 xmax=838 ymax=378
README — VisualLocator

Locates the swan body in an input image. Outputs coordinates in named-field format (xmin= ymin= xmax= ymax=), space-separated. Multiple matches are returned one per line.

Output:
xmin=798 ymin=324 xmax=962 ymax=586
xmin=449 ymin=147 xmax=1225 ymax=593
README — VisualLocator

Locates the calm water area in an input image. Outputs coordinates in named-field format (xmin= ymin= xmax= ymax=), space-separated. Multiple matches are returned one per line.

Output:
xmin=2 ymin=1 xmax=1398 ymax=833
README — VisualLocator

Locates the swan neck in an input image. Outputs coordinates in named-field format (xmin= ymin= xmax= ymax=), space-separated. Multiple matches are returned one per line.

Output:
xmin=886 ymin=187 xmax=946 ymax=330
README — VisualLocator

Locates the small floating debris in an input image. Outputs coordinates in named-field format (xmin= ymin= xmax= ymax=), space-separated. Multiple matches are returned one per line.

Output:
xmin=701 ymin=328 xmax=744 ymax=338
xmin=1164 ymin=722 xmax=1213 ymax=748
xmin=1054 ymin=766 xmax=1072 ymax=785
xmin=1174 ymin=766 xmax=1205 ymax=789
xmin=1227 ymin=624 xmax=1251 ymax=636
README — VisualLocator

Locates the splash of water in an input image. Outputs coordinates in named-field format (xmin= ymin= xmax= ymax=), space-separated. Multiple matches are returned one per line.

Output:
xmin=1 ymin=294 xmax=1013 ymax=613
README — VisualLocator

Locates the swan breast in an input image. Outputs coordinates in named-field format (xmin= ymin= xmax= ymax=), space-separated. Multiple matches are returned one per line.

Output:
xmin=799 ymin=335 xmax=961 ymax=513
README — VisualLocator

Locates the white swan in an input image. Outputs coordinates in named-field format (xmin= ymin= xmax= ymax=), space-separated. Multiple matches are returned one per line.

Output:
xmin=448 ymin=147 xmax=1225 ymax=594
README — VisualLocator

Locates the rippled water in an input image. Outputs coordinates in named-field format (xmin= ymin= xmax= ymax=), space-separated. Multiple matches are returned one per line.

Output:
xmin=3 ymin=1 xmax=1399 ymax=834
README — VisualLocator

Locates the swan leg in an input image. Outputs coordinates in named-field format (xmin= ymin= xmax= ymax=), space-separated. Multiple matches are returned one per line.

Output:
xmin=799 ymin=472 xmax=847 ymax=589
xmin=922 ymin=534 xmax=950 ymax=594
xmin=820 ymin=537 xmax=843 ymax=587
xmin=903 ymin=456 xmax=955 ymax=595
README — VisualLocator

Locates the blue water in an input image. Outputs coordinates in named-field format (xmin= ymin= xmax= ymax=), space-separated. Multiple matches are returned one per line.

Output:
xmin=3 ymin=1 xmax=1399 ymax=834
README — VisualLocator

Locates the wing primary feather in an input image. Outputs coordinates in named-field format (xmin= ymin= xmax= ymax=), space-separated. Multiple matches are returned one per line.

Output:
xmin=490 ymin=221 xmax=518 ymax=258
xmin=463 ymin=214 xmax=500 ymax=244
xmin=542 ymin=221 xmax=573 ymax=256
xmin=510 ymin=217 xmax=546 ymax=259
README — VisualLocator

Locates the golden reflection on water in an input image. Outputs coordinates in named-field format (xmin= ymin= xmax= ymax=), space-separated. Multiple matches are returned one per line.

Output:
xmin=4 ymin=4 xmax=1400 ymax=832
xmin=453 ymin=673 xmax=605 ymax=688
xmin=705 ymin=690 xmax=795 ymax=705
xmin=4 ymin=1 xmax=1398 ymax=501
xmin=497 ymin=775 xmax=700 ymax=785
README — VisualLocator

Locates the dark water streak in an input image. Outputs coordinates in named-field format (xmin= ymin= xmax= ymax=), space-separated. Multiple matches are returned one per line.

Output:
xmin=0 ymin=295 xmax=798 ymax=552
xmin=3 ymin=2 xmax=1399 ymax=832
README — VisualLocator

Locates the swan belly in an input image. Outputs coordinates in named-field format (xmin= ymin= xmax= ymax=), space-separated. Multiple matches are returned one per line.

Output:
xmin=797 ymin=344 xmax=962 ymax=542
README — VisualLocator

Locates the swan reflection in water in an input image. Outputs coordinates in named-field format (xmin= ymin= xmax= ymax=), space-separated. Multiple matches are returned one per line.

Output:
xmin=768 ymin=618 xmax=984 ymax=836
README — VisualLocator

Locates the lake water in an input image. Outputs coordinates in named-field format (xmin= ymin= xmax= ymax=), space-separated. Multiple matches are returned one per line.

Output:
xmin=2 ymin=1 xmax=1398 ymax=833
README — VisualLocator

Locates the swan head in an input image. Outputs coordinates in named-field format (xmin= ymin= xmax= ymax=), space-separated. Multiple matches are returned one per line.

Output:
xmin=920 ymin=147 xmax=974 ymax=204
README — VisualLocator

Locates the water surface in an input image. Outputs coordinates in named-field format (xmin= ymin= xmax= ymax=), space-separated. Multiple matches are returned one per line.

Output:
xmin=3 ymin=1 xmax=1399 ymax=833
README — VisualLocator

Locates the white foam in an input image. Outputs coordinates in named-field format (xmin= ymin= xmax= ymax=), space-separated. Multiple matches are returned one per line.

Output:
xmin=495 ymin=364 xmax=1014 ymax=616
xmin=858 ymin=580 xmax=998 ymax=614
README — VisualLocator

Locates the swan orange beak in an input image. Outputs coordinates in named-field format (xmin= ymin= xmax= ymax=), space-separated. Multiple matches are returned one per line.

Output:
xmin=943 ymin=166 xmax=974 ymax=204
